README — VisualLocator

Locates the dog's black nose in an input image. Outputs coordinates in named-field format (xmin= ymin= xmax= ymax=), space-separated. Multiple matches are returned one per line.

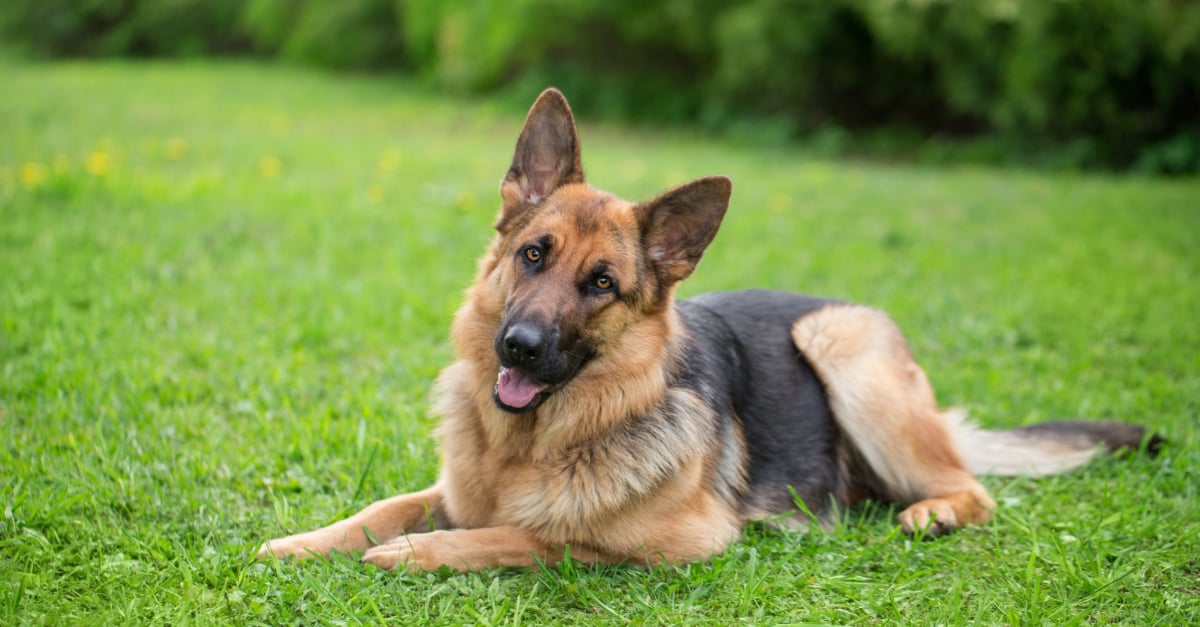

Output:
xmin=503 ymin=323 xmax=547 ymax=365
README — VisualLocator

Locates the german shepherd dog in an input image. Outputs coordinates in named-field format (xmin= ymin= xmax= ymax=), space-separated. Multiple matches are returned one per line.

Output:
xmin=258 ymin=89 xmax=1157 ymax=572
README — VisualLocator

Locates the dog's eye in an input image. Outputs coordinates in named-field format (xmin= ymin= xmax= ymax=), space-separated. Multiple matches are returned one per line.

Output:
xmin=593 ymin=275 xmax=614 ymax=291
xmin=523 ymin=246 xmax=542 ymax=264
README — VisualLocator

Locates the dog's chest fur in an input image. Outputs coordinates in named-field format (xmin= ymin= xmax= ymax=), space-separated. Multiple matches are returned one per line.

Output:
xmin=432 ymin=359 xmax=730 ymax=545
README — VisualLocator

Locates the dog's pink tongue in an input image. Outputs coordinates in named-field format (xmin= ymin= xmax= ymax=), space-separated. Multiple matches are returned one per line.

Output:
xmin=496 ymin=367 xmax=546 ymax=409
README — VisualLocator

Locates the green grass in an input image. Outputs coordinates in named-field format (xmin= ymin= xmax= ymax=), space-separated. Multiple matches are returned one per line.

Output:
xmin=2 ymin=60 xmax=1198 ymax=625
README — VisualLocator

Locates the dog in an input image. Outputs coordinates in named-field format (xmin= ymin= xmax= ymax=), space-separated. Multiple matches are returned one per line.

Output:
xmin=257 ymin=88 xmax=1158 ymax=572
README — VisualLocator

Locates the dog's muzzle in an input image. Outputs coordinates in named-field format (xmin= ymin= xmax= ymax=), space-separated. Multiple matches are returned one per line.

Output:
xmin=493 ymin=321 xmax=554 ymax=412
xmin=492 ymin=320 xmax=591 ymax=413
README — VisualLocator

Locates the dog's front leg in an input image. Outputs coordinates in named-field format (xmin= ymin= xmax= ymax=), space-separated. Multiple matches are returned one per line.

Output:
xmin=360 ymin=526 xmax=609 ymax=572
xmin=257 ymin=485 xmax=448 ymax=561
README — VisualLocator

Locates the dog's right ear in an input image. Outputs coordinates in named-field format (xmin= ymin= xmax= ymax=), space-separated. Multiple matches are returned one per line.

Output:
xmin=636 ymin=176 xmax=733 ymax=286
xmin=497 ymin=88 xmax=584 ymax=233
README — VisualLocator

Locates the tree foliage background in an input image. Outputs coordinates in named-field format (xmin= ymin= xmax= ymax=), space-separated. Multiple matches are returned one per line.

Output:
xmin=4 ymin=0 xmax=1198 ymax=173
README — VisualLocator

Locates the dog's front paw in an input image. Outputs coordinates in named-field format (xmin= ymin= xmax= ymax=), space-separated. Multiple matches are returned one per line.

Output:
xmin=361 ymin=533 xmax=455 ymax=572
xmin=898 ymin=499 xmax=959 ymax=537
xmin=360 ymin=542 xmax=407 ymax=571
xmin=255 ymin=531 xmax=334 ymax=561
xmin=361 ymin=539 xmax=436 ymax=572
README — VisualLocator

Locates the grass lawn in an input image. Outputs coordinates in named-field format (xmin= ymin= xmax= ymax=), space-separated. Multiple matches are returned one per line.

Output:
xmin=2 ymin=60 xmax=1198 ymax=625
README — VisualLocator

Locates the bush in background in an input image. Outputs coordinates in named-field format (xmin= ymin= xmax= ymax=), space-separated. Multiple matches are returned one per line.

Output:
xmin=0 ymin=0 xmax=406 ymax=69
xmin=240 ymin=0 xmax=406 ymax=70
xmin=0 ymin=0 xmax=245 ymax=57
xmin=998 ymin=0 xmax=1200 ymax=173
xmin=2 ymin=0 xmax=1197 ymax=173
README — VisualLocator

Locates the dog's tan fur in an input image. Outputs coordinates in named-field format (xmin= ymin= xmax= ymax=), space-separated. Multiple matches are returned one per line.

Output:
xmin=257 ymin=88 xmax=1152 ymax=572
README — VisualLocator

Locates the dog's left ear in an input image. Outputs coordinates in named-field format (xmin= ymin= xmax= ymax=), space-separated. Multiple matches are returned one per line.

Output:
xmin=636 ymin=176 xmax=732 ymax=285
xmin=498 ymin=88 xmax=584 ymax=233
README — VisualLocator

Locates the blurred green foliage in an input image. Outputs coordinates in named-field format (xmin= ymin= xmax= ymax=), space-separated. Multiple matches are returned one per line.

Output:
xmin=0 ymin=0 xmax=245 ymax=57
xmin=2 ymin=0 xmax=1197 ymax=173
xmin=240 ymin=0 xmax=405 ymax=70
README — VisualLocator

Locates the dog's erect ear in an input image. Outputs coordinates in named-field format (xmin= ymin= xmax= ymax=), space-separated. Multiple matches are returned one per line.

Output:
xmin=635 ymin=176 xmax=732 ymax=286
xmin=497 ymin=88 xmax=584 ymax=232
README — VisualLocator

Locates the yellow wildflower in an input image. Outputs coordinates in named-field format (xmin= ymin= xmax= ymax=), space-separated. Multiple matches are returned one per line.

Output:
xmin=768 ymin=192 xmax=790 ymax=213
xmin=456 ymin=190 xmax=476 ymax=211
xmin=258 ymin=155 xmax=282 ymax=179
xmin=20 ymin=162 xmax=48 ymax=189
xmin=365 ymin=184 xmax=384 ymax=204
xmin=376 ymin=148 xmax=402 ymax=175
xmin=165 ymin=138 xmax=187 ymax=161
xmin=85 ymin=152 xmax=111 ymax=176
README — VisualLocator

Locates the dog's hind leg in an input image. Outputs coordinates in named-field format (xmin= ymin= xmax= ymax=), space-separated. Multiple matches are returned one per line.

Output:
xmin=791 ymin=305 xmax=995 ymax=536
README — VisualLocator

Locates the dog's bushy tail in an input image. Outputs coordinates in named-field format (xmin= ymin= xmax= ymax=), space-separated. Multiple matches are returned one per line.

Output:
xmin=944 ymin=409 xmax=1163 ymax=477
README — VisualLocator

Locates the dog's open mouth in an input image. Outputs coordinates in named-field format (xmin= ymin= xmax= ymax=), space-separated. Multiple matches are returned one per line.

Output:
xmin=494 ymin=367 xmax=550 ymax=412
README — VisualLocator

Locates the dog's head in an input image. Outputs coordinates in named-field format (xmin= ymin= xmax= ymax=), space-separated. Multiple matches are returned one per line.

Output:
xmin=483 ymin=88 xmax=731 ymax=413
